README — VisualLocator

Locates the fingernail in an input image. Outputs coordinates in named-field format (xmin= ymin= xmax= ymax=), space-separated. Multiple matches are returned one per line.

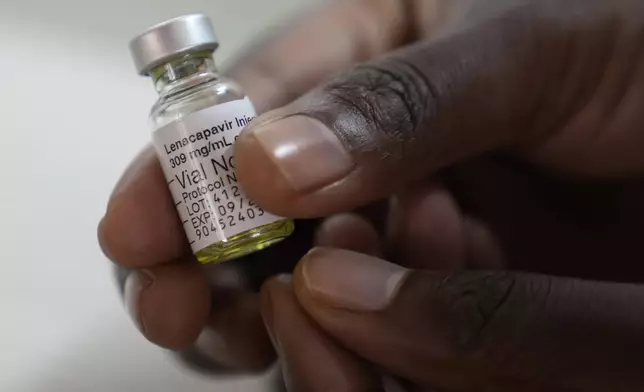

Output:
xmin=248 ymin=116 xmax=354 ymax=192
xmin=301 ymin=248 xmax=409 ymax=311
xmin=261 ymin=275 xmax=291 ymax=353
xmin=124 ymin=269 xmax=155 ymax=334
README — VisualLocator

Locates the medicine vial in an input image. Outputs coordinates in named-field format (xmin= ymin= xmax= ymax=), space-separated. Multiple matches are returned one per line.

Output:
xmin=129 ymin=14 xmax=294 ymax=264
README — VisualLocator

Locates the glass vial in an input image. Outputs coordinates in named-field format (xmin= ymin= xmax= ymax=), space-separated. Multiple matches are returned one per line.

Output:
xmin=129 ymin=14 xmax=294 ymax=264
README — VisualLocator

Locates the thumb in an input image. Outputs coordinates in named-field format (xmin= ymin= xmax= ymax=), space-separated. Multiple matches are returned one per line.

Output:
xmin=234 ymin=4 xmax=610 ymax=218
xmin=293 ymin=248 xmax=644 ymax=391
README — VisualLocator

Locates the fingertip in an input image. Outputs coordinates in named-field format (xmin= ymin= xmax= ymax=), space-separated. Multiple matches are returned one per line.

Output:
xmin=126 ymin=263 xmax=210 ymax=350
xmin=260 ymin=270 xmax=381 ymax=392
xmin=387 ymin=184 xmax=466 ymax=269
xmin=99 ymin=150 xmax=188 ymax=267
xmin=259 ymin=274 xmax=292 ymax=344
xmin=462 ymin=217 xmax=505 ymax=269
xmin=261 ymin=274 xmax=293 ymax=296
xmin=235 ymin=113 xmax=364 ymax=219
xmin=260 ymin=274 xmax=294 ymax=337
xmin=194 ymin=291 xmax=276 ymax=372
xmin=100 ymin=193 xmax=187 ymax=267
xmin=235 ymin=123 xmax=300 ymax=217
xmin=295 ymin=248 xmax=408 ymax=312
xmin=314 ymin=213 xmax=382 ymax=256
xmin=97 ymin=217 xmax=113 ymax=261
xmin=109 ymin=145 xmax=157 ymax=202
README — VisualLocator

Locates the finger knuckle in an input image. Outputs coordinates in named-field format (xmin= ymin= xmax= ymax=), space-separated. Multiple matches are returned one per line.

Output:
xmin=430 ymin=271 xmax=520 ymax=353
xmin=427 ymin=272 xmax=562 ymax=377
xmin=322 ymin=60 xmax=432 ymax=159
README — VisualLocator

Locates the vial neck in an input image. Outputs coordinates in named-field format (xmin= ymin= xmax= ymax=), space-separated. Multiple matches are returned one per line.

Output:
xmin=151 ymin=51 xmax=219 ymax=96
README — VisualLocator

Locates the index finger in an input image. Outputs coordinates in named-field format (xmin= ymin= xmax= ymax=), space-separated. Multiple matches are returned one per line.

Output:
xmin=225 ymin=0 xmax=413 ymax=112
xmin=98 ymin=0 xmax=413 ymax=268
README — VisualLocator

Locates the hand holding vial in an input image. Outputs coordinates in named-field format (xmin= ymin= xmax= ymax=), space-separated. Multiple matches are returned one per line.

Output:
xmin=99 ymin=1 xmax=644 ymax=390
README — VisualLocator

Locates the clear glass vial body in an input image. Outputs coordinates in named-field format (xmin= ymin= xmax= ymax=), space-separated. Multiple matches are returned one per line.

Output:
xmin=150 ymin=51 xmax=294 ymax=264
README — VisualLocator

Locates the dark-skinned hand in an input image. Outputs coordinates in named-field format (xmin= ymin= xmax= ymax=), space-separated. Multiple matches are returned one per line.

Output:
xmin=99 ymin=0 xmax=644 ymax=390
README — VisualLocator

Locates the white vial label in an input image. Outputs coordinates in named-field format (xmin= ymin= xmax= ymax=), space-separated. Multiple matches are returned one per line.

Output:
xmin=152 ymin=97 xmax=283 ymax=253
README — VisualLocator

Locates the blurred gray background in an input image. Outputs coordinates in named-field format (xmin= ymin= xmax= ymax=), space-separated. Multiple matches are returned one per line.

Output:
xmin=0 ymin=0 xmax=313 ymax=391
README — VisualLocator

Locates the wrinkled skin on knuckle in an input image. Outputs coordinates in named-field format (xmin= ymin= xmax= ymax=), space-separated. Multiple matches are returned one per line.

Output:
xmin=393 ymin=271 xmax=559 ymax=384
xmin=393 ymin=271 xmax=518 ymax=358
xmin=487 ymin=278 xmax=644 ymax=391
xmin=433 ymin=273 xmax=575 ymax=388
xmin=398 ymin=272 xmax=644 ymax=390
xmin=306 ymin=60 xmax=430 ymax=164
xmin=426 ymin=271 xmax=520 ymax=353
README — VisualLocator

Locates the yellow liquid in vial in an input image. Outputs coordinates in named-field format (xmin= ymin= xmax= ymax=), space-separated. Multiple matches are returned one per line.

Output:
xmin=195 ymin=219 xmax=294 ymax=264
xmin=149 ymin=53 xmax=295 ymax=264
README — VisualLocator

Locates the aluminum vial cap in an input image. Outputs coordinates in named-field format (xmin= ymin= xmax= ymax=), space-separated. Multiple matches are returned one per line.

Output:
xmin=129 ymin=14 xmax=219 ymax=75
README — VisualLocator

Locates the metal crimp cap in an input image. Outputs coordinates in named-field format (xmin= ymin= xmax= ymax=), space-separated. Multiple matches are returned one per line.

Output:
xmin=129 ymin=14 xmax=219 ymax=75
